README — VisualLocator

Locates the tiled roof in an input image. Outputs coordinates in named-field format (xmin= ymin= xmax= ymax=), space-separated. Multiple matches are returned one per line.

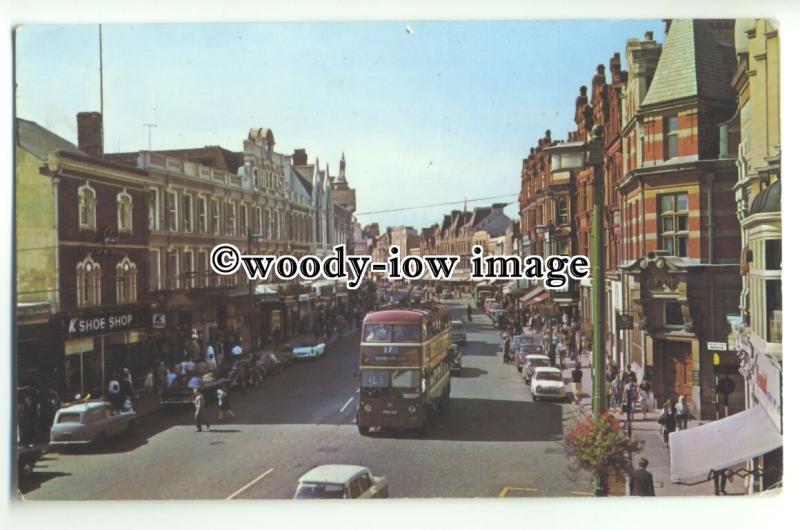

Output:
xmin=16 ymin=118 xmax=83 ymax=160
xmin=642 ymin=19 xmax=736 ymax=107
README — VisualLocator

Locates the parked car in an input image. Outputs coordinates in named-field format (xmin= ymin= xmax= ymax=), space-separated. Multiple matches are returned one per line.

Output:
xmin=17 ymin=443 xmax=45 ymax=478
xmin=515 ymin=335 xmax=545 ymax=372
xmin=523 ymin=354 xmax=551 ymax=384
xmin=293 ymin=465 xmax=389 ymax=499
xmin=161 ymin=370 xmax=229 ymax=405
xmin=292 ymin=340 xmax=326 ymax=360
xmin=451 ymin=320 xmax=467 ymax=344
xmin=50 ymin=401 xmax=136 ymax=450
xmin=256 ymin=351 xmax=287 ymax=376
xmin=530 ymin=367 xmax=567 ymax=401
xmin=447 ymin=344 xmax=462 ymax=375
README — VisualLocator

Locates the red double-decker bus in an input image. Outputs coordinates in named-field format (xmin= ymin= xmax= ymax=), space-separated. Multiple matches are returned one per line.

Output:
xmin=357 ymin=303 xmax=452 ymax=435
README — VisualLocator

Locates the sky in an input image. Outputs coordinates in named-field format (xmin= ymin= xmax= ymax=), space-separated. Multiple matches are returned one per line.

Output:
xmin=15 ymin=20 xmax=661 ymax=230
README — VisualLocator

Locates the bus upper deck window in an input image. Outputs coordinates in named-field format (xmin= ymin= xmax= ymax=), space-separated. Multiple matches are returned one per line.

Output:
xmin=393 ymin=325 xmax=421 ymax=342
xmin=363 ymin=324 xmax=391 ymax=343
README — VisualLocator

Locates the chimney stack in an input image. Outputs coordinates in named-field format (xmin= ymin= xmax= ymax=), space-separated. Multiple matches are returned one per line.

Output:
xmin=292 ymin=148 xmax=308 ymax=166
xmin=77 ymin=112 xmax=103 ymax=158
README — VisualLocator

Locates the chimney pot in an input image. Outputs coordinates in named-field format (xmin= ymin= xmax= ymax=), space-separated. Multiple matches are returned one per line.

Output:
xmin=645 ymin=31 xmax=654 ymax=41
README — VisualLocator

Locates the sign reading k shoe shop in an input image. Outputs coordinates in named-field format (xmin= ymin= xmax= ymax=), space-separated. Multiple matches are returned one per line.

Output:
xmin=64 ymin=305 xmax=152 ymax=338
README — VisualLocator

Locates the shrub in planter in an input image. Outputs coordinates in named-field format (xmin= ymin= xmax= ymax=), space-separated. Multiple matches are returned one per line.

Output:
xmin=563 ymin=412 xmax=643 ymax=496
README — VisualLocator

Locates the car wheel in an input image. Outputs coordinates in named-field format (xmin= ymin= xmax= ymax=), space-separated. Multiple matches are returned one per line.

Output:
xmin=358 ymin=425 xmax=370 ymax=436
xmin=94 ymin=432 xmax=107 ymax=451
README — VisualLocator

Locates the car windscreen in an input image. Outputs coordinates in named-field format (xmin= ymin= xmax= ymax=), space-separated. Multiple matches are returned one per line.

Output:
xmin=536 ymin=371 xmax=563 ymax=382
xmin=294 ymin=483 xmax=346 ymax=499
xmin=526 ymin=359 xmax=549 ymax=368
xmin=56 ymin=412 xmax=82 ymax=424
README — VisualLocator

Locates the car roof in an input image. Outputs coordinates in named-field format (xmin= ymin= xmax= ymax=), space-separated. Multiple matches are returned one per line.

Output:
xmin=57 ymin=400 xmax=108 ymax=414
xmin=525 ymin=354 xmax=549 ymax=360
xmin=534 ymin=366 xmax=562 ymax=374
xmin=298 ymin=465 xmax=369 ymax=484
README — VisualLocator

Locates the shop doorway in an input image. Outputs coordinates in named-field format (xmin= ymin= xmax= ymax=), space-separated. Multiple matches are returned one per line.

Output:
xmin=661 ymin=341 xmax=693 ymax=403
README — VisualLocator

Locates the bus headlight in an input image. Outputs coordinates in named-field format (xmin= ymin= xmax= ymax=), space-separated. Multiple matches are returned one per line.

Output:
xmin=408 ymin=405 xmax=417 ymax=414
xmin=364 ymin=404 xmax=372 ymax=412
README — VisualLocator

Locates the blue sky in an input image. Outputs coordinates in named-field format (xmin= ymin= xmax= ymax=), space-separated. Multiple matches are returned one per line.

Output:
xmin=15 ymin=20 xmax=661 ymax=229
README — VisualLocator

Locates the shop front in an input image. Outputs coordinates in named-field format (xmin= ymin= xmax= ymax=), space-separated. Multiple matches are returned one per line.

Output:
xmin=60 ymin=304 xmax=151 ymax=398
xmin=17 ymin=303 xmax=63 ymax=391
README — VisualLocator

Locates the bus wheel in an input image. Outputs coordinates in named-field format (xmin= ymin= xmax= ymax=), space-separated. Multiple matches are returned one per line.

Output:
xmin=358 ymin=425 xmax=370 ymax=436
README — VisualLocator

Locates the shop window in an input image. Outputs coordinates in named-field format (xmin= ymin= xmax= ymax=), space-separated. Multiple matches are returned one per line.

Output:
xmin=167 ymin=191 xmax=178 ymax=232
xmin=664 ymin=301 xmax=683 ymax=328
xmin=664 ymin=115 xmax=679 ymax=160
xmin=116 ymin=256 xmax=137 ymax=303
xmin=76 ymin=255 xmax=101 ymax=307
xmin=659 ymin=193 xmax=689 ymax=257
xmin=765 ymin=240 xmax=782 ymax=270
xmin=148 ymin=189 xmax=160 ymax=231
xmin=117 ymin=190 xmax=133 ymax=233
xmin=766 ymin=279 xmax=782 ymax=343
xmin=78 ymin=182 xmax=97 ymax=230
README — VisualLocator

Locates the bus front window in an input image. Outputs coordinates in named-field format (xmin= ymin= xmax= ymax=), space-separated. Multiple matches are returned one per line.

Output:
xmin=361 ymin=370 xmax=390 ymax=398
xmin=391 ymin=370 xmax=421 ymax=399
xmin=393 ymin=325 xmax=421 ymax=343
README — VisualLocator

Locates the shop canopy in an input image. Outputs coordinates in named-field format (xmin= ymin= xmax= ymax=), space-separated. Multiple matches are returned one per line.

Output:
xmin=669 ymin=405 xmax=782 ymax=484
xmin=520 ymin=286 xmax=549 ymax=305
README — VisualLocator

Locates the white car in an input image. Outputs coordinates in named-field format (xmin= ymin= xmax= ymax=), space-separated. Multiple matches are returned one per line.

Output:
xmin=530 ymin=366 xmax=567 ymax=401
xmin=50 ymin=400 xmax=136 ymax=449
xmin=523 ymin=354 xmax=551 ymax=384
xmin=293 ymin=465 xmax=389 ymax=499
xmin=292 ymin=341 xmax=326 ymax=360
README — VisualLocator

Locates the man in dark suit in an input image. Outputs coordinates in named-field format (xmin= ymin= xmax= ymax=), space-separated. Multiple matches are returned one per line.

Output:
xmin=629 ymin=458 xmax=656 ymax=496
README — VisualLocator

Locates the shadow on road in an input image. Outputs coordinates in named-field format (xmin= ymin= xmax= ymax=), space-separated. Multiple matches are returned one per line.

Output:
xmin=18 ymin=470 xmax=72 ymax=495
xmin=371 ymin=397 xmax=564 ymax=442
xmin=460 ymin=340 xmax=502 ymax=357
xmin=453 ymin=367 xmax=488 ymax=379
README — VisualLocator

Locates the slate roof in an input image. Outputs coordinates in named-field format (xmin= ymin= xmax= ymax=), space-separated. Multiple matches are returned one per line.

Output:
xmin=16 ymin=118 xmax=83 ymax=160
xmin=641 ymin=19 xmax=736 ymax=107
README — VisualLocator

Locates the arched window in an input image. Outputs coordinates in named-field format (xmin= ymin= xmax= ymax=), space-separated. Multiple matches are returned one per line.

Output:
xmin=116 ymin=256 xmax=138 ymax=303
xmin=78 ymin=182 xmax=97 ymax=230
xmin=117 ymin=189 xmax=133 ymax=233
xmin=76 ymin=255 xmax=101 ymax=307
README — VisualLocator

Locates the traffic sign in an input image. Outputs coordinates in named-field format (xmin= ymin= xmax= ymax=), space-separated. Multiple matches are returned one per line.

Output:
xmin=153 ymin=313 xmax=166 ymax=329
xmin=713 ymin=353 xmax=720 ymax=366
xmin=616 ymin=314 xmax=634 ymax=331
xmin=707 ymin=341 xmax=726 ymax=352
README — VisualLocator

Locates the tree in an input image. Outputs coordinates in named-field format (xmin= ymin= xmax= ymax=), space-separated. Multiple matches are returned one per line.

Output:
xmin=563 ymin=412 xmax=642 ymax=496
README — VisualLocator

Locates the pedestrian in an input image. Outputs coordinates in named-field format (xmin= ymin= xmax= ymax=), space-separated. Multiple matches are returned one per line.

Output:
xmin=638 ymin=379 xmax=653 ymax=420
xmin=19 ymin=395 xmax=38 ymax=445
xmin=502 ymin=334 xmax=511 ymax=364
xmin=712 ymin=469 xmax=731 ymax=495
xmin=571 ymin=362 xmax=584 ymax=404
xmin=156 ymin=361 xmax=167 ymax=393
xmin=628 ymin=458 xmax=656 ymax=496
xmin=610 ymin=375 xmax=622 ymax=409
xmin=107 ymin=373 xmax=122 ymax=410
xmin=623 ymin=364 xmax=638 ymax=384
xmin=206 ymin=342 xmax=217 ymax=370
xmin=193 ymin=388 xmax=210 ymax=432
xmin=144 ymin=369 xmax=155 ymax=394
xmin=676 ymin=394 xmax=690 ymax=430
xmin=622 ymin=376 xmax=638 ymax=421
xmin=606 ymin=378 xmax=615 ymax=409
xmin=231 ymin=342 xmax=243 ymax=358
xmin=466 ymin=303 xmax=473 ymax=322
xmin=216 ymin=385 xmax=237 ymax=421
xmin=168 ymin=365 xmax=179 ymax=387
xmin=658 ymin=398 xmax=677 ymax=447
xmin=556 ymin=340 xmax=568 ymax=367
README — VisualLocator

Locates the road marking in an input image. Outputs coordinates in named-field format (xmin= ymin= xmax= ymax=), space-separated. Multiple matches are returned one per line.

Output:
xmin=499 ymin=486 xmax=539 ymax=497
xmin=226 ymin=467 xmax=274 ymax=500
xmin=570 ymin=491 xmax=593 ymax=496
xmin=339 ymin=396 xmax=355 ymax=413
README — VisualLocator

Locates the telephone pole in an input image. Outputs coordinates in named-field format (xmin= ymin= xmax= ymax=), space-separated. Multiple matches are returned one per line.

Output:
xmin=143 ymin=123 xmax=157 ymax=150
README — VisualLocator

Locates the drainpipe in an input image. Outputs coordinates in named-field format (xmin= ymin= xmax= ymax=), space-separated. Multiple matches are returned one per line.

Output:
xmin=705 ymin=173 xmax=715 ymax=263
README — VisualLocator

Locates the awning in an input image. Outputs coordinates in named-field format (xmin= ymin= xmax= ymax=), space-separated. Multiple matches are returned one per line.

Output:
xmin=254 ymin=284 xmax=279 ymax=296
xmin=669 ymin=405 xmax=783 ymax=484
xmin=520 ymin=286 xmax=549 ymax=305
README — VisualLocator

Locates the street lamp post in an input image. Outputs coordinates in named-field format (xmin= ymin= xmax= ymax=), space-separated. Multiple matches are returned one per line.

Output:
xmin=586 ymin=125 xmax=608 ymax=496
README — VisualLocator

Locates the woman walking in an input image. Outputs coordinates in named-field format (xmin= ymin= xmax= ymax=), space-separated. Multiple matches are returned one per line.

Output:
xmin=216 ymin=385 xmax=237 ymax=421
xmin=638 ymin=379 xmax=654 ymax=421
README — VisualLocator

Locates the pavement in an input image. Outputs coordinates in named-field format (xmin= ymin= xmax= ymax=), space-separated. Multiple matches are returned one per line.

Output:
xmin=20 ymin=297 xmax=594 ymax=500
xmin=563 ymin=356 xmax=748 ymax=496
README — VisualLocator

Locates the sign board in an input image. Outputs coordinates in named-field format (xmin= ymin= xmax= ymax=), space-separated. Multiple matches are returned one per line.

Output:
xmin=64 ymin=305 xmax=151 ymax=338
xmin=707 ymin=341 xmax=727 ymax=352
xmin=616 ymin=314 xmax=634 ymax=331
xmin=153 ymin=313 xmax=166 ymax=329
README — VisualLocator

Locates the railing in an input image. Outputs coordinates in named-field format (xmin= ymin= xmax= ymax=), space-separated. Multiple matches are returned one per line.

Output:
xmin=137 ymin=151 xmax=243 ymax=188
